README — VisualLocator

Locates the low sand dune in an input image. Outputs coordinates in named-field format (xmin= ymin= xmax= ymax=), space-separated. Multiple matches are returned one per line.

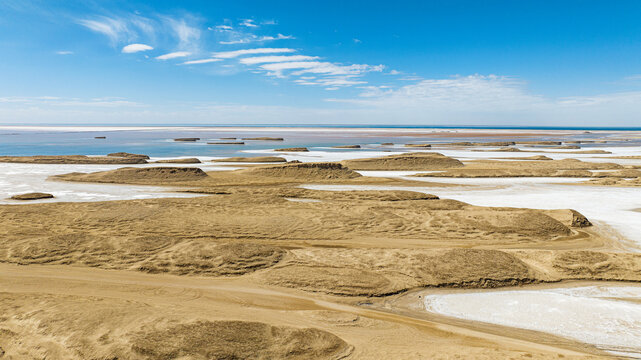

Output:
xmin=239 ymin=162 xmax=361 ymax=180
xmin=52 ymin=166 xmax=208 ymax=184
xmin=342 ymin=152 xmax=464 ymax=170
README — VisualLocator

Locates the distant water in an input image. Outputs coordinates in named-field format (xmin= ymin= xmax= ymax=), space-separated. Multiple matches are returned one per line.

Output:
xmin=1 ymin=125 xmax=638 ymax=158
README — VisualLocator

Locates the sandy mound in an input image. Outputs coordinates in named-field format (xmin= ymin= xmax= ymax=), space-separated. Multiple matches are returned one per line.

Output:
xmin=262 ymin=248 xmax=535 ymax=296
xmin=341 ymin=152 xmax=464 ymax=170
xmin=240 ymin=162 xmax=361 ymax=180
xmin=153 ymin=158 xmax=201 ymax=163
xmin=275 ymin=147 xmax=309 ymax=152
xmin=174 ymin=137 xmax=199 ymax=141
xmin=213 ymin=156 xmax=287 ymax=163
xmin=53 ymin=166 xmax=208 ymax=183
xmin=332 ymin=145 xmax=361 ymax=149
xmin=138 ymin=242 xmax=286 ymax=276
xmin=242 ymin=137 xmax=284 ymax=141
xmin=132 ymin=320 xmax=351 ymax=360
xmin=414 ymin=158 xmax=622 ymax=178
xmin=0 ymin=155 xmax=148 ymax=164
xmin=208 ymin=141 xmax=245 ymax=145
xmin=10 ymin=192 xmax=54 ymax=200
xmin=591 ymin=169 xmax=641 ymax=178
xmin=543 ymin=209 xmax=592 ymax=228
xmin=107 ymin=152 xmax=150 ymax=159
xmin=296 ymin=190 xmax=439 ymax=201
xmin=404 ymin=143 xmax=431 ymax=148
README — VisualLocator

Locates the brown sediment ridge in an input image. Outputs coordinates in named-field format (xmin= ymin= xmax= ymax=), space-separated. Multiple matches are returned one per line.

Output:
xmin=413 ymin=158 xmax=624 ymax=178
xmin=474 ymin=148 xmax=612 ymax=154
xmin=212 ymin=156 xmax=287 ymax=163
xmin=242 ymin=137 xmax=284 ymax=141
xmin=174 ymin=137 xmax=200 ymax=142
xmin=404 ymin=143 xmax=431 ymax=148
xmin=0 ymin=155 xmax=148 ymax=164
xmin=332 ymin=144 xmax=361 ymax=149
xmin=342 ymin=152 xmax=464 ymax=170
xmin=275 ymin=147 xmax=309 ymax=152
xmin=207 ymin=141 xmax=245 ymax=145
xmin=52 ymin=166 xmax=208 ymax=184
xmin=107 ymin=152 xmax=150 ymax=159
xmin=2 ymin=148 xmax=639 ymax=358
xmin=9 ymin=192 xmax=54 ymax=200
xmin=153 ymin=158 xmax=201 ymax=164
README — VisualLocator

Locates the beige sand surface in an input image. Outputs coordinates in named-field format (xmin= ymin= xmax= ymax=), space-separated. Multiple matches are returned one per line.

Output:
xmin=1 ymin=143 xmax=639 ymax=359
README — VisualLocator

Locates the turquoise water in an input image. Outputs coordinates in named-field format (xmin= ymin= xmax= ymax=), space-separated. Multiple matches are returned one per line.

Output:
xmin=1 ymin=126 xmax=634 ymax=157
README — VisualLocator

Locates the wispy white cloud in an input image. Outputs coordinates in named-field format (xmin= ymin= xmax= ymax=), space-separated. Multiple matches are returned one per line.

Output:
xmin=122 ymin=43 xmax=153 ymax=53
xmin=213 ymin=48 xmax=296 ymax=59
xmin=239 ymin=55 xmax=319 ymax=65
xmin=55 ymin=50 xmax=73 ymax=55
xmin=239 ymin=19 xmax=257 ymax=27
xmin=219 ymin=33 xmax=295 ymax=45
xmin=353 ymin=38 xmax=362 ymax=44
xmin=156 ymin=51 xmax=191 ymax=60
xmin=257 ymin=61 xmax=383 ymax=78
xmin=78 ymin=16 xmax=130 ymax=45
xmin=181 ymin=58 xmax=222 ymax=65
xmin=165 ymin=17 xmax=200 ymax=50
xmin=211 ymin=24 xmax=233 ymax=31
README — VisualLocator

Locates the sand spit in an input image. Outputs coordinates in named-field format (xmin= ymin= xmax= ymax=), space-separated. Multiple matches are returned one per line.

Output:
xmin=242 ymin=137 xmax=284 ymax=141
xmin=0 ymin=155 xmax=148 ymax=164
xmin=207 ymin=141 xmax=245 ymax=145
xmin=9 ymin=192 xmax=54 ymax=200
xmin=153 ymin=158 xmax=201 ymax=164
xmin=107 ymin=152 xmax=150 ymax=160
xmin=52 ymin=166 xmax=208 ymax=184
xmin=332 ymin=145 xmax=361 ymax=149
xmin=212 ymin=156 xmax=287 ymax=163
xmin=275 ymin=147 xmax=309 ymax=152
xmin=174 ymin=137 xmax=200 ymax=142
xmin=342 ymin=152 xmax=464 ymax=170
xmin=413 ymin=159 xmax=624 ymax=178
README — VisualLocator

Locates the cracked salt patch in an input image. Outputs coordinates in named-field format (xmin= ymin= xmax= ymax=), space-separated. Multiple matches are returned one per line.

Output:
xmin=423 ymin=285 xmax=641 ymax=357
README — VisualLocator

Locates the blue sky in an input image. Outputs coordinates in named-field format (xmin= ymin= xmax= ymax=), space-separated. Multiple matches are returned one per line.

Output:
xmin=1 ymin=0 xmax=641 ymax=125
